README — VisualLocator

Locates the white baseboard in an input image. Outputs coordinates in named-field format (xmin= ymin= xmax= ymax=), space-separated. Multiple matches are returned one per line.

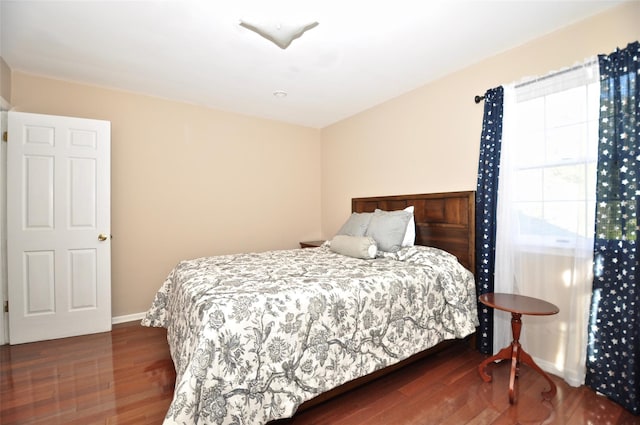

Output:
xmin=531 ymin=355 xmax=584 ymax=387
xmin=112 ymin=312 xmax=146 ymax=325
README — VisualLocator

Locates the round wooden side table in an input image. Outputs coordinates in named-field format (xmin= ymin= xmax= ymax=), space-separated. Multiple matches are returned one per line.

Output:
xmin=477 ymin=292 xmax=559 ymax=404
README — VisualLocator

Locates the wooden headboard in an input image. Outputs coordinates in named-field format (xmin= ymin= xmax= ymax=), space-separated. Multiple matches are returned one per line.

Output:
xmin=352 ymin=191 xmax=475 ymax=273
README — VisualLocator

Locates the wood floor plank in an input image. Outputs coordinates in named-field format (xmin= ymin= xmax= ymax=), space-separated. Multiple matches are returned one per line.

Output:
xmin=1 ymin=322 xmax=637 ymax=425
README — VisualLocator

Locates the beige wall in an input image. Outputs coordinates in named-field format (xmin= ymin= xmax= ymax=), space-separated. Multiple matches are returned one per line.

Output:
xmin=320 ymin=1 xmax=640 ymax=239
xmin=320 ymin=2 xmax=639 ymax=370
xmin=5 ymin=2 xmax=639 ymax=319
xmin=0 ymin=57 xmax=10 ymax=103
xmin=10 ymin=74 xmax=322 ymax=317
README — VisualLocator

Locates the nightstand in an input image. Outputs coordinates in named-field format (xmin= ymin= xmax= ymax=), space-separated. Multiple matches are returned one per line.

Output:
xmin=299 ymin=240 xmax=325 ymax=248
xmin=477 ymin=293 xmax=559 ymax=404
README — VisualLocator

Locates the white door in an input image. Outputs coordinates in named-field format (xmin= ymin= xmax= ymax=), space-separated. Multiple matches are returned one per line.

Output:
xmin=7 ymin=111 xmax=111 ymax=344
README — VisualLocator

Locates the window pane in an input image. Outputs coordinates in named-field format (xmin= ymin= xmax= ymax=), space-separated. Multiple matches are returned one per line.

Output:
xmin=546 ymin=86 xmax=588 ymax=127
xmin=515 ymin=98 xmax=545 ymax=167
xmin=517 ymin=98 xmax=545 ymax=133
xmin=516 ymin=201 xmax=594 ymax=242
xmin=546 ymin=124 xmax=588 ymax=162
xmin=587 ymin=118 xmax=599 ymax=159
xmin=516 ymin=202 xmax=542 ymax=236
xmin=517 ymin=131 xmax=545 ymax=167
xmin=515 ymin=169 xmax=543 ymax=202
xmin=543 ymin=164 xmax=589 ymax=201
xmin=587 ymin=82 xmax=600 ymax=121
xmin=544 ymin=201 xmax=590 ymax=239
xmin=586 ymin=162 xmax=597 ymax=201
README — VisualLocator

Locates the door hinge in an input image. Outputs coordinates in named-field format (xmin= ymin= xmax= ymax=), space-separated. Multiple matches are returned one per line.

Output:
xmin=3 ymin=301 xmax=7 ymax=313
xmin=2 ymin=131 xmax=6 ymax=142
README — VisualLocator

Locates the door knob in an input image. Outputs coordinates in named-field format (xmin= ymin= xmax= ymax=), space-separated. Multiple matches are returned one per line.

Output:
xmin=98 ymin=233 xmax=108 ymax=241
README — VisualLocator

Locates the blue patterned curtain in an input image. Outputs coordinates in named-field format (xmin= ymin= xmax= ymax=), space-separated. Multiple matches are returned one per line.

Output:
xmin=586 ymin=41 xmax=640 ymax=414
xmin=475 ymin=86 xmax=504 ymax=354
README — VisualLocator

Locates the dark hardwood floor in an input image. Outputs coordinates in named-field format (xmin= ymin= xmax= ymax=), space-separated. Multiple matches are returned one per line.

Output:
xmin=1 ymin=322 xmax=637 ymax=424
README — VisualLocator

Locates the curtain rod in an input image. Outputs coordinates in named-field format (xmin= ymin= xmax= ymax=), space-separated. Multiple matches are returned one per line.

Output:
xmin=474 ymin=58 xmax=598 ymax=104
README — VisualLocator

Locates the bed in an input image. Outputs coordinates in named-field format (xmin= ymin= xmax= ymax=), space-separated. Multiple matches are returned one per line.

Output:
xmin=142 ymin=191 xmax=478 ymax=425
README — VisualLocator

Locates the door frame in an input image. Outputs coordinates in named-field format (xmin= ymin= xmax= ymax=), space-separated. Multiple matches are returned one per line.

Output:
xmin=0 ymin=97 xmax=11 ymax=345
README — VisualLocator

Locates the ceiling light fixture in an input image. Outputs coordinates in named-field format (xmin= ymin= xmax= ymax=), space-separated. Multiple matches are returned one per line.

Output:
xmin=239 ymin=19 xmax=319 ymax=49
xmin=273 ymin=90 xmax=288 ymax=98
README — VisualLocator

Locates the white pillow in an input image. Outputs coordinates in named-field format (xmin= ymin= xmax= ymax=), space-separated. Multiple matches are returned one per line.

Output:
xmin=330 ymin=235 xmax=378 ymax=259
xmin=402 ymin=206 xmax=416 ymax=247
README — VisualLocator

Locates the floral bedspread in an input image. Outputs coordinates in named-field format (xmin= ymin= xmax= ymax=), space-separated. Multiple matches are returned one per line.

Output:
xmin=142 ymin=245 xmax=478 ymax=425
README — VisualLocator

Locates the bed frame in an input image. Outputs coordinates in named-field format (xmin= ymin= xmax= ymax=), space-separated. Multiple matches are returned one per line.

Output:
xmin=352 ymin=191 xmax=475 ymax=272
xmin=293 ymin=190 xmax=476 ymax=414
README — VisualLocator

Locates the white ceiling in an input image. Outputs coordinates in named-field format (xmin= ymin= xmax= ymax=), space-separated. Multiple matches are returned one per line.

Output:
xmin=0 ymin=0 xmax=627 ymax=128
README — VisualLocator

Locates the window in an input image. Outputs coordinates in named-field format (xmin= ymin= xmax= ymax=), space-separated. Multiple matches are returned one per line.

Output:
xmin=493 ymin=60 xmax=600 ymax=386
xmin=510 ymin=70 xmax=600 ymax=249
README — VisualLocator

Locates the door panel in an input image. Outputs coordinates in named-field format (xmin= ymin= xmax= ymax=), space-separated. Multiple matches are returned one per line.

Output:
xmin=69 ymin=158 xmax=97 ymax=228
xmin=69 ymin=248 xmax=97 ymax=310
xmin=25 ymin=155 xmax=55 ymax=228
xmin=24 ymin=251 xmax=55 ymax=314
xmin=8 ymin=111 xmax=111 ymax=344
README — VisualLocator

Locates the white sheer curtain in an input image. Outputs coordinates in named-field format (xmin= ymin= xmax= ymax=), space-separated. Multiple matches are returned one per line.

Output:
xmin=494 ymin=58 xmax=599 ymax=386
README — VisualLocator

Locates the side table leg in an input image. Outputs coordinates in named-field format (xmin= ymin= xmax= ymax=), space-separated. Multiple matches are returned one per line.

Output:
xmin=509 ymin=313 xmax=522 ymax=403
xmin=518 ymin=348 xmax=557 ymax=400
xmin=478 ymin=345 xmax=513 ymax=382
xmin=509 ymin=343 xmax=520 ymax=404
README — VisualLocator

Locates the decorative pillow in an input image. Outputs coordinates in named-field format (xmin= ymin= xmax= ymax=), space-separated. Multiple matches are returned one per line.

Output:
xmin=402 ymin=206 xmax=416 ymax=247
xmin=336 ymin=212 xmax=372 ymax=237
xmin=330 ymin=235 xmax=378 ymax=259
xmin=365 ymin=209 xmax=412 ymax=252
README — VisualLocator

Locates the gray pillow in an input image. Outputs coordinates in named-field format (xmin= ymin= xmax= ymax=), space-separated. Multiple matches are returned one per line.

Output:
xmin=365 ymin=209 xmax=412 ymax=252
xmin=336 ymin=212 xmax=372 ymax=237
xmin=330 ymin=235 xmax=377 ymax=259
